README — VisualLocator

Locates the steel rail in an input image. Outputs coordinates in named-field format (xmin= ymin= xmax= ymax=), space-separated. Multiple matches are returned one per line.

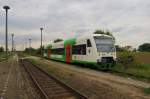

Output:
xmin=20 ymin=59 xmax=87 ymax=99
xmin=20 ymin=59 xmax=49 ymax=99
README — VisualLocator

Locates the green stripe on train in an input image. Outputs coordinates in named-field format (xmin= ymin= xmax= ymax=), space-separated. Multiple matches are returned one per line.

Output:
xmin=46 ymin=44 xmax=52 ymax=49
xmin=64 ymin=38 xmax=76 ymax=61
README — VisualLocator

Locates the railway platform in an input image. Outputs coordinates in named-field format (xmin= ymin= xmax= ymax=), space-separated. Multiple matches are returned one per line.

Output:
xmin=0 ymin=55 xmax=41 ymax=99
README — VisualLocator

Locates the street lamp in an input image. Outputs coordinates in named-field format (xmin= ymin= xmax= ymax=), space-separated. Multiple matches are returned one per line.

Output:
xmin=29 ymin=38 xmax=31 ymax=48
xmin=40 ymin=27 xmax=43 ymax=56
xmin=3 ymin=5 xmax=10 ymax=53
xmin=11 ymin=34 xmax=14 ymax=52
xmin=29 ymin=38 xmax=31 ymax=54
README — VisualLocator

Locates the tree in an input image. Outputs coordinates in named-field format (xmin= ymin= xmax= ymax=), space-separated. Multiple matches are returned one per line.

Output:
xmin=0 ymin=46 xmax=4 ymax=52
xmin=115 ymin=45 xmax=124 ymax=51
xmin=24 ymin=47 xmax=36 ymax=54
xmin=35 ymin=46 xmax=44 ymax=55
xmin=138 ymin=43 xmax=150 ymax=52
xmin=53 ymin=38 xmax=63 ymax=43
xmin=106 ymin=30 xmax=113 ymax=37
xmin=94 ymin=30 xmax=105 ymax=34
xmin=93 ymin=29 xmax=115 ymax=40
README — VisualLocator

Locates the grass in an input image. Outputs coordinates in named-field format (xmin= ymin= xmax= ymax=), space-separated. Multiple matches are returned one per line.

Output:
xmin=28 ymin=58 xmax=54 ymax=74
xmin=0 ymin=52 xmax=13 ymax=62
xmin=18 ymin=52 xmax=34 ymax=58
xmin=27 ymin=52 xmax=150 ymax=82
xmin=27 ymin=55 xmax=150 ymax=94
xmin=27 ymin=58 xmax=72 ymax=84
xmin=144 ymin=87 xmax=150 ymax=94
xmin=112 ymin=64 xmax=150 ymax=80
xmin=112 ymin=51 xmax=150 ymax=82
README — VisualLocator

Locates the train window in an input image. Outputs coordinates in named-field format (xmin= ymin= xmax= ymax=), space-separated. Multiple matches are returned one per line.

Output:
xmin=81 ymin=44 xmax=86 ymax=55
xmin=72 ymin=46 xmax=78 ymax=54
xmin=87 ymin=39 xmax=92 ymax=47
xmin=51 ymin=48 xmax=64 ymax=55
xmin=72 ymin=44 xmax=86 ymax=55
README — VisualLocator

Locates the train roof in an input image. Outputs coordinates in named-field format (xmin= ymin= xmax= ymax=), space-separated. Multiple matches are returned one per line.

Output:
xmin=44 ymin=34 xmax=113 ymax=48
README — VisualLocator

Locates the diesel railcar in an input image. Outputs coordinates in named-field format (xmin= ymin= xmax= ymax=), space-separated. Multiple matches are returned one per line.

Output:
xmin=43 ymin=34 xmax=116 ymax=69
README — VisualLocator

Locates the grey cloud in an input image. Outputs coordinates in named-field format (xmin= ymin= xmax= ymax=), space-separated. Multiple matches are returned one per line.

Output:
xmin=0 ymin=0 xmax=150 ymax=50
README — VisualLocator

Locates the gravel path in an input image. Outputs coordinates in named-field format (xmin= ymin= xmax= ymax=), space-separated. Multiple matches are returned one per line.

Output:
xmin=30 ymin=56 xmax=150 ymax=99
xmin=0 ymin=55 xmax=41 ymax=99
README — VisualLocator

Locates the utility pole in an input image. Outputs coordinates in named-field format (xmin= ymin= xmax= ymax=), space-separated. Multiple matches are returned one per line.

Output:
xmin=29 ymin=38 xmax=31 ymax=54
xmin=11 ymin=34 xmax=14 ymax=52
xmin=25 ymin=41 xmax=27 ymax=50
xmin=29 ymin=38 xmax=31 ymax=48
xmin=40 ymin=27 xmax=43 ymax=56
xmin=3 ymin=5 xmax=10 ymax=53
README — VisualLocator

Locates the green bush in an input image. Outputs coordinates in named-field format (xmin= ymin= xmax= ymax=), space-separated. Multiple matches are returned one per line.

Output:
xmin=113 ymin=52 xmax=150 ymax=81
xmin=117 ymin=51 xmax=135 ymax=69
xmin=144 ymin=87 xmax=150 ymax=94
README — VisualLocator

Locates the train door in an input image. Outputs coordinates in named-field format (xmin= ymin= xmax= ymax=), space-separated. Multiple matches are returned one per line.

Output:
xmin=87 ymin=39 xmax=92 ymax=55
xmin=66 ymin=45 xmax=71 ymax=63
xmin=86 ymin=39 xmax=92 ymax=60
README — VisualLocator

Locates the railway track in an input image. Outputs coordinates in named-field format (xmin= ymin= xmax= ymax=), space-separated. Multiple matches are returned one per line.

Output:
xmin=20 ymin=59 xmax=87 ymax=99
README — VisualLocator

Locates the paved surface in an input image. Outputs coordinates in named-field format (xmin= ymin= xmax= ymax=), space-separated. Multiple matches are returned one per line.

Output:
xmin=0 ymin=55 xmax=41 ymax=99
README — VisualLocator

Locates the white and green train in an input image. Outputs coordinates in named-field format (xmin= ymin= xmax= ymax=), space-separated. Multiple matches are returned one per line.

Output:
xmin=43 ymin=34 xmax=116 ymax=69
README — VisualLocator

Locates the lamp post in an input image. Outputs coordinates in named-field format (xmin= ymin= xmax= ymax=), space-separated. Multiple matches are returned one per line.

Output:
xmin=3 ymin=5 xmax=10 ymax=53
xmin=29 ymin=38 xmax=31 ymax=48
xmin=40 ymin=27 xmax=43 ymax=56
xmin=29 ymin=38 xmax=31 ymax=54
xmin=11 ymin=34 xmax=14 ymax=52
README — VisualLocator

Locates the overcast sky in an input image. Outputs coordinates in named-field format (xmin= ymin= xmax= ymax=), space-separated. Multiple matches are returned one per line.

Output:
xmin=0 ymin=0 xmax=150 ymax=50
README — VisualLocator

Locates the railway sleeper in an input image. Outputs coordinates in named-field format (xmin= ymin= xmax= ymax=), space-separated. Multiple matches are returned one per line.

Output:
xmin=47 ymin=91 xmax=74 ymax=98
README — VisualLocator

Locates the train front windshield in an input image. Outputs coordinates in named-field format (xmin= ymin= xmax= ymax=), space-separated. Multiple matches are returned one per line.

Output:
xmin=94 ymin=36 xmax=115 ymax=52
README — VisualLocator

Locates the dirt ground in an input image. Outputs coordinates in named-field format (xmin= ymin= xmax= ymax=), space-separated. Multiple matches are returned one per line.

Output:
xmin=0 ymin=55 xmax=41 ymax=99
xmin=135 ymin=52 xmax=150 ymax=64
xmin=31 ymin=56 xmax=150 ymax=99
